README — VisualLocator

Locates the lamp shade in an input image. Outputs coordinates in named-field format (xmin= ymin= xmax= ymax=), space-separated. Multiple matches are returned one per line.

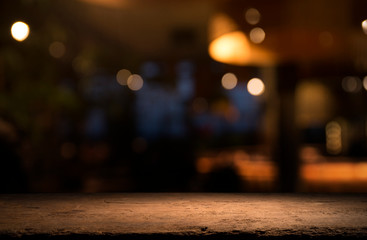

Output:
xmin=208 ymin=13 xmax=275 ymax=66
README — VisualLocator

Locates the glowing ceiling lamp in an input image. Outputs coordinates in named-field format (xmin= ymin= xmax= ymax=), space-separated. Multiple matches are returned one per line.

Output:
xmin=209 ymin=31 xmax=251 ymax=66
xmin=208 ymin=13 xmax=274 ymax=66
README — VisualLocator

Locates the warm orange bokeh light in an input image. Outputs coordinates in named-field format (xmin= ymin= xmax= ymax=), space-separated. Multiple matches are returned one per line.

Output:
xmin=209 ymin=31 xmax=252 ymax=66
xmin=49 ymin=41 xmax=66 ymax=58
xmin=208 ymin=31 xmax=275 ymax=66
xmin=249 ymin=27 xmax=265 ymax=44
xmin=247 ymin=78 xmax=265 ymax=96
xmin=221 ymin=72 xmax=238 ymax=90
xmin=127 ymin=74 xmax=144 ymax=91
xmin=302 ymin=162 xmax=367 ymax=183
xmin=208 ymin=12 xmax=274 ymax=66
xmin=116 ymin=69 xmax=131 ymax=86
xmin=244 ymin=8 xmax=261 ymax=25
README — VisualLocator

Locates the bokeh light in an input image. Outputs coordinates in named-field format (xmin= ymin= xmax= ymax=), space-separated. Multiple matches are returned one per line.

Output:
xmin=116 ymin=69 xmax=131 ymax=86
xmin=247 ymin=78 xmax=265 ymax=96
xmin=196 ymin=157 xmax=212 ymax=174
xmin=11 ymin=21 xmax=29 ymax=41
xmin=249 ymin=27 xmax=265 ymax=44
xmin=295 ymin=81 xmax=334 ymax=128
xmin=362 ymin=19 xmax=367 ymax=35
xmin=127 ymin=74 xmax=144 ymax=91
xmin=244 ymin=8 xmax=261 ymax=25
xmin=341 ymin=76 xmax=362 ymax=93
xmin=72 ymin=56 xmax=93 ymax=74
xmin=326 ymin=121 xmax=342 ymax=155
xmin=221 ymin=73 xmax=238 ymax=90
xmin=363 ymin=76 xmax=367 ymax=91
xmin=49 ymin=41 xmax=66 ymax=58
xmin=209 ymin=31 xmax=251 ymax=66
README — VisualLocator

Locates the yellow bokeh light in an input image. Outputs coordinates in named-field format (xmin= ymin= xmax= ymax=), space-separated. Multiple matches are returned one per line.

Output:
xmin=208 ymin=12 xmax=274 ymax=66
xmin=363 ymin=76 xmax=367 ymax=91
xmin=127 ymin=74 xmax=143 ymax=91
xmin=245 ymin=8 xmax=261 ymax=25
xmin=362 ymin=20 xmax=367 ymax=35
xmin=49 ymin=41 xmax=66 ymax=58
xmin=11 ymin=21 xmax=30 ymax=41
xmin=342 ymin=76 xmax=361 ymax=93
xmin=326 ymin=121 xmax=342 ymax=155
xmin=208 ymin=29 xmax=275 ymax=66
xmin=295 ymin=81 xmax=334 ymax=128
xmin=247 ymin=78 xmax=265 ymax=96
xmin=221 ymin=73 xmax=238 ymax=90
xmin=116 ymin=69 xmax=132 ymax=86
xmin=249 ymin=27 xmax=265 ymax=44
xmin=209 ymin=31 xmax=251 ymax=66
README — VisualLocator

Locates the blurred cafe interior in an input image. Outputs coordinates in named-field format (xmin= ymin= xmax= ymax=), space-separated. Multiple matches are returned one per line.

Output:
xmin=1 ymin=0 xmax=367 ymax=193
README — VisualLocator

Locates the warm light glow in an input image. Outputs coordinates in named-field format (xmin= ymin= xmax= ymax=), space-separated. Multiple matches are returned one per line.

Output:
xmin=116 ymin=69 xmax=131 ymax=86
xmin=196 ymin=150 xmax=277 ymax=184
xmin=221 ymin=73 xmax=238 ymax=90
xmin=249 ymin=27 xmax=265 ymax=44
xmin=196 ymin=157 xmax=212 ymax=174
xmin=363 ymin=76 xmax=367 ymax=91
xmin=299 ymin=146 xmax=367 ymax=192
xmin=300 ymin=146 xmax=324 ymax=163
xmin=362 ymin=20 xmax=367 ymax=35
xmin=127 ymin=74 xmax=143 ymax=91
xmin=11 ymin=21 xmax=29 ymax=41
xmin=302 ymin=162 xmax=367 ymax=184
xmin=208 ymin=13 xmax=274 ymax=66
xmin=208 ymin=31 xmax=275 ymax=66
xmin=208 ymin=13 xmax=239 ymax=42
xmin=245 ymin=8 xmax=261 ymax=25
xmin=233 ymin=150 xmax=277 ymax=182
xmin=326 ymin=121 xmax=342 ymax=155
xmin=295 ymin=81 xmax=334 ymax=128
xmin=49 ymin=41 xmax=66 ymax=58
xmin=342 ymin=76 xmax=362 ymax=93
xmin=209 ymin=31 xmax=251 ymax=66
xmin=247 ymin=78 xmax=265 ymax=96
